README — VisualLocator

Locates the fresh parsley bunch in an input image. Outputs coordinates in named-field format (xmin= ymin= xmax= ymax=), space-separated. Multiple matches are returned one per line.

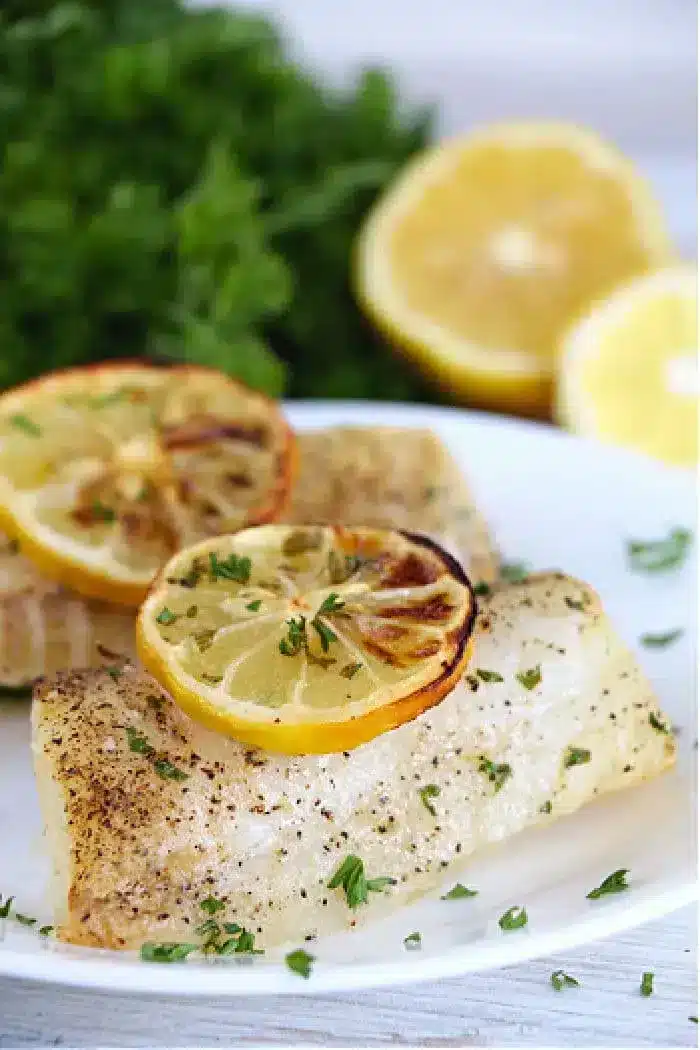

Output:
xmin=0 ymin=1 xmax=432 ymax=400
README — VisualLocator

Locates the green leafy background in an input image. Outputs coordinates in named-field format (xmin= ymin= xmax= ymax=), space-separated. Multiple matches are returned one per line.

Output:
xmin=0 ymin=0 xmax=435 ymax=400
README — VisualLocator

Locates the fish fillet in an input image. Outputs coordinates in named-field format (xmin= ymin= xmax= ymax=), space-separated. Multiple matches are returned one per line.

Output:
xmin=288 ymin=427 xmax=499 ymax=584
xmin=31 ymin=573 xmax=674 ymax=950
xmin=0 ymin=535 xmax=135 ymax=689
xmin=1 ymin=427 xmax=498 ymax=686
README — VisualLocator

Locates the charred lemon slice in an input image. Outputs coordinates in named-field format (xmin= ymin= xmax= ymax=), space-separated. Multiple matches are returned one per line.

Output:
xmin=0 ymin=363 xmax=295 ymax=606
xmin=137 ymin=525 xmax=476 ymax=754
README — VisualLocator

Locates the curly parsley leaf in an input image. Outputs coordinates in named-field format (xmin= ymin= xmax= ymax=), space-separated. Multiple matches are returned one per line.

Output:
xmin=441 ymin=883 xmax=478 ymax=901
xmin=140 ymin=941 xmax=198 ymax=963
xmin=327 ymin=854 xmax=396 ymax=909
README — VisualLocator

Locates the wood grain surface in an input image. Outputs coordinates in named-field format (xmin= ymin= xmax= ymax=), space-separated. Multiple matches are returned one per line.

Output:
xmin=0 ymin=906 xmax=696 ymax=1048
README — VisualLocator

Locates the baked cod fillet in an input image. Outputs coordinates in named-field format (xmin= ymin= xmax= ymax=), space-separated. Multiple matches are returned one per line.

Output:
xmin=288 ymin=427 xmax=499 ymax=585
xmin=32 ymin=573 xmax=674 ymax=951
xmin=0 ymin=534 xmax=135 ymax=689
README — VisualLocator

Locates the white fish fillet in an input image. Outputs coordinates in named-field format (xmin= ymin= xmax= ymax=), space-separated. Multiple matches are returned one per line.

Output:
xmin=31 ymin=572 xmax=674 ymax=951
xmin=289 ymin=427 xmax=499 ymax=584
xmin=1 ymin=427 xmax=498 ymax=686
xmin=0 ymin=535 xmax=135 ymax=689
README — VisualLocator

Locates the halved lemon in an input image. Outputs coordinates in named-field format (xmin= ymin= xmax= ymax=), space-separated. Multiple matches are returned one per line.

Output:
xmin=557 ymin=268 xmax=697 ymax=466
xmin=355 ymin=121 xmax=674 ymax=416
xmin=137 ymin=525 xmax=476 ymax=754
xmin=0 ymin=363 xmax=295 ymax=606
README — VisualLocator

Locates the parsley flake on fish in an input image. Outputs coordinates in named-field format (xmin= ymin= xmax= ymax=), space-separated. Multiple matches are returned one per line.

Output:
xmin=327 ymin=854 xmax=396 ymax=910
xmin=404 ymin=931 xmax=422 ymax=949
xmin=516 ymin=665 xmax=541 ymax=690
xmin=418 ymin=784 xmax=440 ymax=816
xmin=564 ymin=747 xmax=591 ymax=768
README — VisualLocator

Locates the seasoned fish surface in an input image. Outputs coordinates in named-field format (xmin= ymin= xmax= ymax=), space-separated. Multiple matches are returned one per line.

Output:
xmin=32 ymin=573 xmax=674 ymax=950
xmin=0 ymin=535 xmax=135 ymax=687
xmin=289 ymin=427 xmax=499 ymax=584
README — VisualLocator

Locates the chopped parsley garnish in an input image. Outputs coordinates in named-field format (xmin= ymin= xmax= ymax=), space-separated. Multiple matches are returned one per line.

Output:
xmin=38 ymin=925 xmax=54 ymax=936
xmin=15 ymin=913 xmax=36 ymax=926
xmin=234 ymin=928 xmax=263 ymax=955
xmin=516 ymin=665 xmax=541 ymax=690
xmin=441 ymin=883 xmax=478 ymax=900
xmin=498 ymin=906 xmax=527 ymax=930
xmin=10 ymin=413 xmax=41 ymax=437
xmin=586 ymin=868 xmax=629 ymax=899
xmin=91 ymin=500 xmax=116 ymax=523
xmin=200 ymin=896 xmax=226 ymax=915
xmin=311 ymin=594 xmax=343 ymax=652
xmin=209 ymin=551 xmax=252 ymax=584
xmin=564 ymin=747 xmax=591 ymax=768
xmin=649 ymin=711 xmax=671 ymax=734
xmin=105 ymin=666 xmax=122 ymax=681
xmin=327 ymin=854 xmax=396 ymax=909
xmin=126 ymin=727 xmax=153 ymax=756
xmin=690 ymin=1016 xmax=698 ymax=1023
xmin=246 ymin=600 xmax=263 ymax=612
xmin=312 ymin=617 xmax=337 ymax=653
xmin=477 ymin=756 xmax=512 ymax=793
xmin=551 ymin=970 xmax=579 ymax=991
xmin=156 ymin=607 xmax=178 ymax=626
xmin=476 ymin=669 xmax=503 ymax=683
xmin=317 ymin=592 xmax=345 ymax=615
xmin=640 ymin=971 xmax=654 ymax=997
xmin=0 ymin=895 xmax=14 ymax=918
xmin=279 ymin=615 xmax=307 ymax=656
xmin=418 ymin=784 xmax=440 ymax=816
xmin=404 ymin=931 xmax=422 ymax=949
xmin=140 ymin=941 xmax=198 ymax=963
xmin=153 ymin=758 xmax=188 ymax=781
xmin=627 ymin=527 xmax=692 ymax=573
xmin=640 ymin=628 xmax=683 ymax=648
xmin=127 ymin=728 xmax=188 ymax=780
xmin=285 ymin=948 xmax=315 ymax=978
xmin=194 ymin=628 xmax=215 ymax=652
xmin=340 ymin=661 xmax=363 ymax=679
xmin=500 ymin=561 xmax=529 ymax=583
xmin=473 ymin=581 xmax=491 ymax=597
xmin=539 ymin=800 xmax=553 ymax=815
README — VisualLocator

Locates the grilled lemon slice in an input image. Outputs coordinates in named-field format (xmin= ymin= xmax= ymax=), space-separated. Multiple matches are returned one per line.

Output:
xmin=0 ymin=363 xmax=295 ymax=606
xmin=137 ymin=525 xmax=476 ymax=754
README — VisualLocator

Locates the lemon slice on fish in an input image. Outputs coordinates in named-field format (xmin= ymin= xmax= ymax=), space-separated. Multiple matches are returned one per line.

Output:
xmin=137 ymin=525 xmax=476 ymax=754
xmin=0 ymin=363 xmax=295 ymax=606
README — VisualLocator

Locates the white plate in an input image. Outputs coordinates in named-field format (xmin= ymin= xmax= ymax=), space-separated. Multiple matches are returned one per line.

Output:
xmin=0 ymin=402 xmax=696 ymax=996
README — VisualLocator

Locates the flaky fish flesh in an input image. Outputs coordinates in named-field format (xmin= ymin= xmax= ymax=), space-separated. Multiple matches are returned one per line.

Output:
xmin=32 ymin=572 xmax=674 ymax=950
xmin=289 ymin=427 xmax=499 ymax=584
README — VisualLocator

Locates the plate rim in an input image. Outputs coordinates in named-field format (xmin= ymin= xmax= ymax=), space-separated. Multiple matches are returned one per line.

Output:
xmin=1 ymin=400 xmax=695 ymax=996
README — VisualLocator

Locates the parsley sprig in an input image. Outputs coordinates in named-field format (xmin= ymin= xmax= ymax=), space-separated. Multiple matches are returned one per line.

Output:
xmin=285 ymin=948 xmax=315 ymax=978
xmin=551 ymin=970 xmax=579 ymax=991
xmin=209 ymin=551 xmax=252 ymax=584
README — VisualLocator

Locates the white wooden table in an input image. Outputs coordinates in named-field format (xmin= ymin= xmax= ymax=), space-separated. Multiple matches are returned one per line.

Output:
xmin=0 ymin=906 xmax=695 ymax=1048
